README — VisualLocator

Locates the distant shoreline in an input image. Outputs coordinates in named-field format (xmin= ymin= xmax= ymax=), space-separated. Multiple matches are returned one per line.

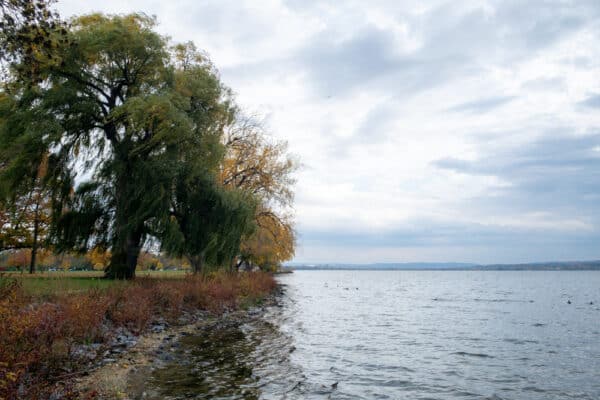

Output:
xmin=291 ymin=267 xmax=600 ymax=271
xmin=288 ymin=260 xmax=600 ymax=271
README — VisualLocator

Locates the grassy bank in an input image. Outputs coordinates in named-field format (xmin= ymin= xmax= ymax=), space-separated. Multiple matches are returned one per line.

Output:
xmin=1 ymin=271 xmax=188 ymax=298
xmin=0 ymin=271 xmax=276 ymax=400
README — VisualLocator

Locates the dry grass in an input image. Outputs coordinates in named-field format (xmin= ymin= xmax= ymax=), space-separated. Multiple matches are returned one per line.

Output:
xmin=0 ymin=271 xmax=276 ymax=400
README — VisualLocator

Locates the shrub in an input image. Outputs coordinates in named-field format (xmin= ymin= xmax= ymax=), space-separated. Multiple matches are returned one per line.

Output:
xmin=60 ymin=291 xmax=110 ymax=343
xmin=106 ymin=285 xmax=153 ymax=333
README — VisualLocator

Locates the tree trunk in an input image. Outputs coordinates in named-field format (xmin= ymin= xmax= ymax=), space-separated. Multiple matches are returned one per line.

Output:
xmin=29 ymin=204 xmax=40 ymax=274
xmin=126 ymin=232 xmax=141 ymax=278
xmin=189 ymin=252 xmax=205 ymax=274
xmin=106 ymin=229 xmax=142 ymax=279
xmin=106 ymin=250 xmax=128 ymax=279
xmin=104 ymin=158 xmax=143 ymax=280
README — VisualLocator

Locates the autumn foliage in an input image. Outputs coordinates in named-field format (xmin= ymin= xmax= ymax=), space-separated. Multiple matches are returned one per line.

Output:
xmin=0 ymin=272 xmax=276 ymax=399
xmin=221 ymin=116 xmax=298 ymax=268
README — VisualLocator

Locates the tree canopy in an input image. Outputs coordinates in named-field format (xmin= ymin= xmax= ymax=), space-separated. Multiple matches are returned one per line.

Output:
xmin=221 ymin=116 xmax=298 ymax=269
xmin=0 ymin=0 xmax=67 ymax=80
xmin=0 ymin=12 xmax=297 ymax=278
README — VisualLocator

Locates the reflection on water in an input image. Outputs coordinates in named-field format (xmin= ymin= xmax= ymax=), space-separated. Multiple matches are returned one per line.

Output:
xmin=147 ymin=305 xmax=303 ymax=400
xmin=147 ymin=271 xmax=600 ymax=399
xmin=150 ymin=321 xmax=260 ymax=399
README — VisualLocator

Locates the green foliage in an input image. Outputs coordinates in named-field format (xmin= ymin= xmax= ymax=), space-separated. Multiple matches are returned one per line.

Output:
xmin=0 ymin=11 xmax=297 ymax=279
xmin=0 ymin=0 xmax=67 ymax=80
xmin=0 ymin=13 xmax=239 ymax=278
xmin=164 ymin=174 xmax=256 ymax=272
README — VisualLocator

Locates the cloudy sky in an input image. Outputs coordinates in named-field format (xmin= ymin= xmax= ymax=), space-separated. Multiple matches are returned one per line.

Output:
xmin=58 ymin=0 xmax=600 ymax=264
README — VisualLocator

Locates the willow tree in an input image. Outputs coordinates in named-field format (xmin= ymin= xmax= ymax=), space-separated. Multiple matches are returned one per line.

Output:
xmin=221 ymin=116 xmax=298 ymax=269
xmin=162 ymin=173 xmax=256 ymax=273
xmin=1 ymin=14 xmax=236 ymax=278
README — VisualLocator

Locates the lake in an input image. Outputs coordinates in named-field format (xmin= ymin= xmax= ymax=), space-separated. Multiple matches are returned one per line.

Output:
xmin=148 ymin=270 xmax=600 ymax=399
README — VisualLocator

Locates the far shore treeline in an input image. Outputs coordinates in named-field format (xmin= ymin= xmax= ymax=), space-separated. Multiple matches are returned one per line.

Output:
xmin=0 ymin=1 xmax=297 ymax=278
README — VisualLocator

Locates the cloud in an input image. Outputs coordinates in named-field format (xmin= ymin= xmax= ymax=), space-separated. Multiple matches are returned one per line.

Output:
xmin=521 ymin=77 xmax=565 ymax=91
xmin=433 ymin=132 xmax=600 ymax=217
xmin=447 ymin=96 xmax=516 ymax=114
xmin=299 ymin=27 xmax=401 ymax=96
xmin=298 ymin=221 xmax=600 ymax=264
xmin=579 ymin=93 xmax=600 ymax=109
xmin=433 ymin=157 xmax=474 ymax=173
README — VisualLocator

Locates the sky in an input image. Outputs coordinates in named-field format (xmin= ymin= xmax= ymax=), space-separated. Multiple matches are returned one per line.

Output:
xmin=57 ymin=0 xmax=600 ymax=264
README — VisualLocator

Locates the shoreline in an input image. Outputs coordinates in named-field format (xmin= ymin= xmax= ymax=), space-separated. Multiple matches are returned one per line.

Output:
xmin=0 ymin=271 xmax=278 ymax=399
xmin=73 ymin=288 xmax=282 ymax=399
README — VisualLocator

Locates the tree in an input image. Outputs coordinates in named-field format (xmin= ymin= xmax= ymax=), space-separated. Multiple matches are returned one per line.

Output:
xmin=2 ymin=13 xmax=298 ymax=278
xmin=0 ymin=154 xmax=52 ymax=273
xmin=0 ymin=0 xmax=67 ymax=80
xmin=240 ymin=209 xmax=295 ymax=271
xmin=162 ymin=173 xmax=256 ymax=273
xmin=1 ymin=14 xmax=237 ymax=279
xmin=86 ymin=246 xmax=110 ymax=271
xmin=6 ymin=248 xmax=30 ymax=270
xmin=221 ymin=116 xmax=298 ymax=269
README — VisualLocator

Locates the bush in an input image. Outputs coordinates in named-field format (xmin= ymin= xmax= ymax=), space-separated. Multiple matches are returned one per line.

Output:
xmin=106 ymin=285 xmax=153 ymax=333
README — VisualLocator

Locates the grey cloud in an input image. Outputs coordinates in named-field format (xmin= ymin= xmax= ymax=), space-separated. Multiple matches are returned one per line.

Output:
xmin=297 ymin=25 xmax=479 ymax=98
xmin=301 ymin=223 xmax=598 ymax=248
xmin=323 ymin=101 xmax=402 ymax=161
xmin=433 ymin=157 xmax=475 ymax=173
xmin=433 ymin=132 xmax=600 ymax=216
xmin=298 ymin=220 xmax=600 ymax=264
xmin=579 ymin=94 xmax=600 ymax=109
xmin=447 ymin=96 xmax=516 ymax=114
xmin=444 ymin=133 xmax=600 ymax=175
xmin=521 ymin=77 xmax=565 ymax=91
xmin=352 ymin=102 xmax=399 ymax=145
xmin=178 ymin=1 xmax=275 ymax=45
xmin=292 ymin=0 xmax=597 ymax=97
xmin=515 ymin=14 xmax=584 ymax=51
xmin=298 ymin=27 xmax=403 ymax=96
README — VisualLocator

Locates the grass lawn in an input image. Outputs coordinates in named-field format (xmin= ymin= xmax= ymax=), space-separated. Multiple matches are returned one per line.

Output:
xmin=0 ymin=270 xmax=190 ymax=297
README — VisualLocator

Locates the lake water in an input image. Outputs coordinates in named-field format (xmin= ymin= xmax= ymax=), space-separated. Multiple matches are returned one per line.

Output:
xmin=148 ymin=270 xmax=600 ymax=399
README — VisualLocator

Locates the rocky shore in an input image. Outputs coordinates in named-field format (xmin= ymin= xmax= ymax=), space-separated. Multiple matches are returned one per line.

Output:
xmin=73 ymin=290 xmax=282 ymax=399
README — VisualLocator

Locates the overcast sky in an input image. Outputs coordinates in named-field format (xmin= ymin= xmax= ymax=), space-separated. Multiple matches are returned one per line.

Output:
xmin=58 ymin=0 xmax=600 ymax=264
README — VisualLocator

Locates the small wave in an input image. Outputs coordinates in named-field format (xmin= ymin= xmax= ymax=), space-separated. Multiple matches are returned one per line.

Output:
xmin=358 ymin=363 xmax=415 ymax=373
xmin=452 ymin=351 xmax=495 ymax=358
xmin=522 ymin=385 xmax=547 ymax=393
xmin=503 ymin=338 xmax=539 ymax=345
xmin=491 ymin=377 xmax=521 ymax=384
xmin=473 ymin=298 xmax=529 ymax=303
xmin=380 ymin=379 xmax=413 ymax=387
